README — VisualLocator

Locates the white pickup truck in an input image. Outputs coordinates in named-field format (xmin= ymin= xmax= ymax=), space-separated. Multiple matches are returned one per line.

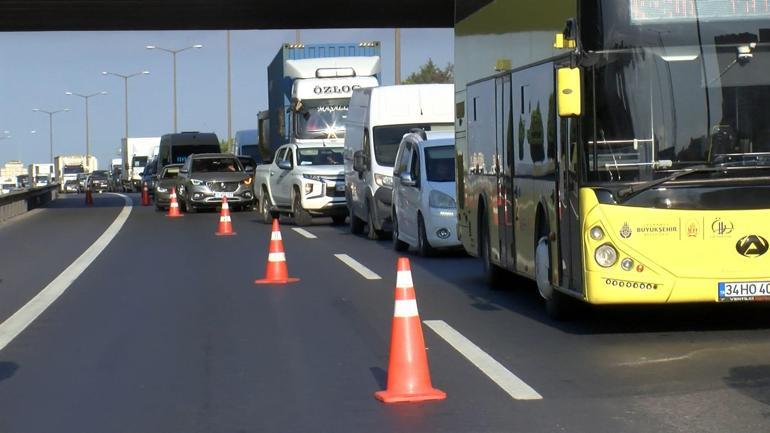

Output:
xmin=253 ymin=143 xmax=348 ymax=226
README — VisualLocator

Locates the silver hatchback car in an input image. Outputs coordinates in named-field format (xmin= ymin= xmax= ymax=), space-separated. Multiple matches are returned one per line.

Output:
xmin=176 ymin=153 xmax=255 ymax=212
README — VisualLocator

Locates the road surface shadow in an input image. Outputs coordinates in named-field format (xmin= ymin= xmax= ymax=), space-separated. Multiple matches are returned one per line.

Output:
xmin=0 ymin=362 xmax=19 ymax=382
xmin=725 ymin=365 xmax=770 ymax=411
xmin=369 ymin=366 xmax=387 ymax=390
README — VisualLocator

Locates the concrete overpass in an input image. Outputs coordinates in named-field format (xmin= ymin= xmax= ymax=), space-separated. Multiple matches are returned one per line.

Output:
xmin=0 ymin=0 xmax=456 ymax=31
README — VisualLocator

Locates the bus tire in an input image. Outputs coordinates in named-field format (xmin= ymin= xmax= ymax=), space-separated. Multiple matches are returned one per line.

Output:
xmin=536 ymin=235 xmax=577 ymax=320
xmin=479 ymin=207 xmax=505 ymax=289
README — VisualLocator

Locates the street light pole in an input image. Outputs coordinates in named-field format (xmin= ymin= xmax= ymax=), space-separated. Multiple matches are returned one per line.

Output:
xmin=146 ymin=44 xmax=203 ymax=133
xmin=65 ymin=91 xmax=108 ymax=171
xmin=102 ymin=70 xmax=150 ymax=148
xmin=32 ymin=108 xmax=70 ymax=165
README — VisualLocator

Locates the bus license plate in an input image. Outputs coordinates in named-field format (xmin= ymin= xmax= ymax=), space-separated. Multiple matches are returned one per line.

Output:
xmin=214 ymin=192 xmax=234 ymax=198
xmin=718 ymin=281 xmax=770 ymax=301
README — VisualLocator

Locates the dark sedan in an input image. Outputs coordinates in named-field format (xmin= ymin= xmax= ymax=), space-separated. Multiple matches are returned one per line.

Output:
xmin=153 ymin=163 xmax=182 ymax=211
xmin=176 ymin=154 xmax=255 ymax=212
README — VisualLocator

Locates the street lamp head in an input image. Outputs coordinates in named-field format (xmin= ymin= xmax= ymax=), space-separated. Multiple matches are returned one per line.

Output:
xmin=32 ymin=108 xmax=40 ymax=112
xmin=99 ymin=91 xmax=108 ymax=95
xmin=142 ymin=70 xmax=150 ymax=75
xmin=193 ymin=44 xmax=204 ymax=49
xmin=64 ymin=108 xmax=71 ymax=112
xmin=146 ymin=45 xmax=155 ymax=49
xmin=101 ymin=71 xmax=108 ymax=75
xmin=65 ymin=91 xmax=73 ymax=95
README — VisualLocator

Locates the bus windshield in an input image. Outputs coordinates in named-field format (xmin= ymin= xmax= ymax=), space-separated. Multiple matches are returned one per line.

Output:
xmin=132 ymin=156 xmax=148 ymax=168
xmin=63 ymin=165 xmax=84 ymax=174
xmin=295 ymin=98 xmax=349 ymax=140
xmin=581 ymin=2 xmax=770 ymax=182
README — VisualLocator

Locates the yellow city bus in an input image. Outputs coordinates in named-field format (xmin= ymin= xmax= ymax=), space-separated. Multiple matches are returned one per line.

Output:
xmin=454 ymin=0 xmax=770 ymax=317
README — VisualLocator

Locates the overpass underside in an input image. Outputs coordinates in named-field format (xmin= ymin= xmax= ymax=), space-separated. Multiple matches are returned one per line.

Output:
xmin=0 ymin=0 xmax=455 ymax=31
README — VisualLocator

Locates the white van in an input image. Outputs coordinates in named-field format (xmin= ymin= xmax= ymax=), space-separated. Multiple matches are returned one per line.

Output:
xmin=344 ymin=83 xmax=454 ymax=240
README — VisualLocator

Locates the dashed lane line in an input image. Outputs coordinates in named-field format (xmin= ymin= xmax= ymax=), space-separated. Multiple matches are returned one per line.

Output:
xmin=424 ymin=320 xmax=543 ymax=400
xmin=291 ymin=227 xmax=317 ymax=239
xmin=334 ymin=254 xmax=382 ymax=280
xmin=0 ymin=194 xmax=133 ymax=352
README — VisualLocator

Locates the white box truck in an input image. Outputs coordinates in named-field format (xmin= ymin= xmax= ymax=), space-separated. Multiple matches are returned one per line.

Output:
xmin=28 ymin=163 xmax=54 ymax=187
xmin=54 ymin=155 xmax=97 ymax=192
xmin=121 ymin=137 xmax=160 ymax=191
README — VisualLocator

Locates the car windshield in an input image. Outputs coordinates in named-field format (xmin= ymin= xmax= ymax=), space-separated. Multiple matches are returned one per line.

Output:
xmin=424 ymin=145 xmax=455 ymax=182
xmin=295 ymin=98 xmax=349 ymax=140
xmin=162 ymin=167 xmax=180 ymax=179
xmin=191 ymin=158 xmax=241 ymax=173
xmin=372 ymin=123 xmax=454 ymax=167
xmin=297 ymin=147 xmax=344 ymax=166
xmin=90 ymin=172 xmax=108 ymax=179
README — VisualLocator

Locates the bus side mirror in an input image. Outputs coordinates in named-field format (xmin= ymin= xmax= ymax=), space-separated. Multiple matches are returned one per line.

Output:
xmin=557 ymin=67 xmax=582 ymax=117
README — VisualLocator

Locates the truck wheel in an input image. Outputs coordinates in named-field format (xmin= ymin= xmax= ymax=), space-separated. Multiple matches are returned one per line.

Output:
xmin=366 ymin=199 xmax=383 ymax=241
xmin=417 ymin=214 xmax=435 ymax=257
xmin=259 ymin=188 xmax=273 ymax=224
xmin=293 ymin=190 xmax=312 ymax=226
xmin=349 ymin=205 xmax=365 ymax=235
xmin=392 ymin=213 xmax=409 ymax=252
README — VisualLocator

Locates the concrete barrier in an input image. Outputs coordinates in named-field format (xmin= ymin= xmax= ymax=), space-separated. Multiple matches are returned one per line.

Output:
xmin=0 ymin=185 xmax=59 ymax=224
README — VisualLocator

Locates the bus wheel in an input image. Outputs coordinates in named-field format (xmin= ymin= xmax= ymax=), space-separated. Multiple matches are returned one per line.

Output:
xmin=480 ymin=211 xmax=505 ymax=288
xmin=536 ymin=236 xmax=576 ymax=320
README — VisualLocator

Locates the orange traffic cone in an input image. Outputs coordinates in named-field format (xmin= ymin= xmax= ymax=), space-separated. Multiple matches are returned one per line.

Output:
xmin=375 ymin=257 xmax=446 ymax=404
xmin=85 ymin=187 xmax=93 ymax=205
xmin=215 ymin=197 xmax=236 ymax=236
xmin=254 ymin=219 xmax=299 ymax=284
xmin=166 ymin=186 xmax=183 ymax=218
xmin=141 ymin=182 xmax=151 ymax=206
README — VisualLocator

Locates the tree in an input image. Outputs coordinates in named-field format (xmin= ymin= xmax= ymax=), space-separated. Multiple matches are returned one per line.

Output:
xmin=220 ymin=138 xmax=233 ymax=154
xmin=402 ymin=59 xmax=453 ymax=84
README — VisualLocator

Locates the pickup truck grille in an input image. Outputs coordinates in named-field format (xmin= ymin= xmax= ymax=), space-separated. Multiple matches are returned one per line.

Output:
xmin=206 ymin=181 xmax=239 ymax=192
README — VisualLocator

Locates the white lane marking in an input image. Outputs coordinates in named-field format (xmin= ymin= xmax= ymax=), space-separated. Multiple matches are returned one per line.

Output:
xmin=334 ymin=254 xmax=382 ymax=280
xmin=291 ymin=228 xmax=317 ymax=239
xmin=0 ymin=194 xmax=133 ymax=352
xmin=424 ymin=320 xmax=543 ymax=400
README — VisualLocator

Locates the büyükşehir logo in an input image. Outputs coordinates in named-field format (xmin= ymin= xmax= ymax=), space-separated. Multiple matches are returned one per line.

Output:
xmin=620 ymin=222 xmax=632 ymax=239
xmin=735 ymin=235 xmax=769 ymax=257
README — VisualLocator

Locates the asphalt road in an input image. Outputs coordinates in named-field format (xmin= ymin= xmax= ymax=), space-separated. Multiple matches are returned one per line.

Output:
xmin=0 ymin=193 xmax=769 ymax=433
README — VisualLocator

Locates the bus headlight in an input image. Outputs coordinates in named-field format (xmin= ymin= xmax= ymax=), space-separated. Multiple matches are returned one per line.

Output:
xmin=589 ymin=226 xmax=604 ymax=241
xmin=595 ymin=244 xmax=618 ymax=268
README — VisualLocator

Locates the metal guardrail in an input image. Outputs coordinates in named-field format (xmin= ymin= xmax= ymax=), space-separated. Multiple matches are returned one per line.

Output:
xmin=0 ymin=184 xmax=59 ymax=224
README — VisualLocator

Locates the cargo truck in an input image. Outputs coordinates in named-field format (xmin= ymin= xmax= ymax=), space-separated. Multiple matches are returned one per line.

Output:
xmin=121 ymin=137 xmax=160 ymax=192
xmin=28 ymin=163 xmax=54 ymax=187
xmin=254 ymin=42 xmax=381 ymax=225
xmin=54 ymin=155 xmax=97 ymax=192
xmin=263 ymin=42 xmax=381 ymax=159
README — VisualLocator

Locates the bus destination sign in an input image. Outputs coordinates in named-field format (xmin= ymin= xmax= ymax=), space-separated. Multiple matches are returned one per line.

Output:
xmin=631 ymin=0 xmax=770 ymax=23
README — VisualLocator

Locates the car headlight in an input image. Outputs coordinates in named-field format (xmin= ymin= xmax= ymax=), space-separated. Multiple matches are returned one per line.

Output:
xmin=374 ymin=173 xmax=393 ymax=187
xmin=595 ymin=244 xmax=618 ymax=268
xmin=429 ymin=190 xmax=456 ymax=209
xmin=190 ymin=179 xmax=204 ymax=186
xmin=303 ymin=174 xmax=324 ymax=182
xmin=242 ymin=177 xmax=253 ymax=186
xmin=156 ymin=186 xmax=168 ymax=193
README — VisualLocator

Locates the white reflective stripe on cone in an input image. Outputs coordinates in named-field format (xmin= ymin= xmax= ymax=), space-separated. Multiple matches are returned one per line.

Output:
xmin=393 ymin=299 xmax=419 ymax=318
xmin=396 ymin=271 xmax=413 ymax=289
xmin=268 ymin=252 xmax=286 ymax=262
xmin=271 ymin=231 xmax=282 ymax=241
xmin=170 ymin=202 xmax=179 ymax=208
xmin=222 ymin=203 xmax=229 ymax=209
xmin=220 ymin=216 xmax=231 ymax=222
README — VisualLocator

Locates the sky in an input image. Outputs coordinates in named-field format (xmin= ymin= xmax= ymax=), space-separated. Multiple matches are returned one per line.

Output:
xmin=0 ymin=28 xmax=453 ymax=169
